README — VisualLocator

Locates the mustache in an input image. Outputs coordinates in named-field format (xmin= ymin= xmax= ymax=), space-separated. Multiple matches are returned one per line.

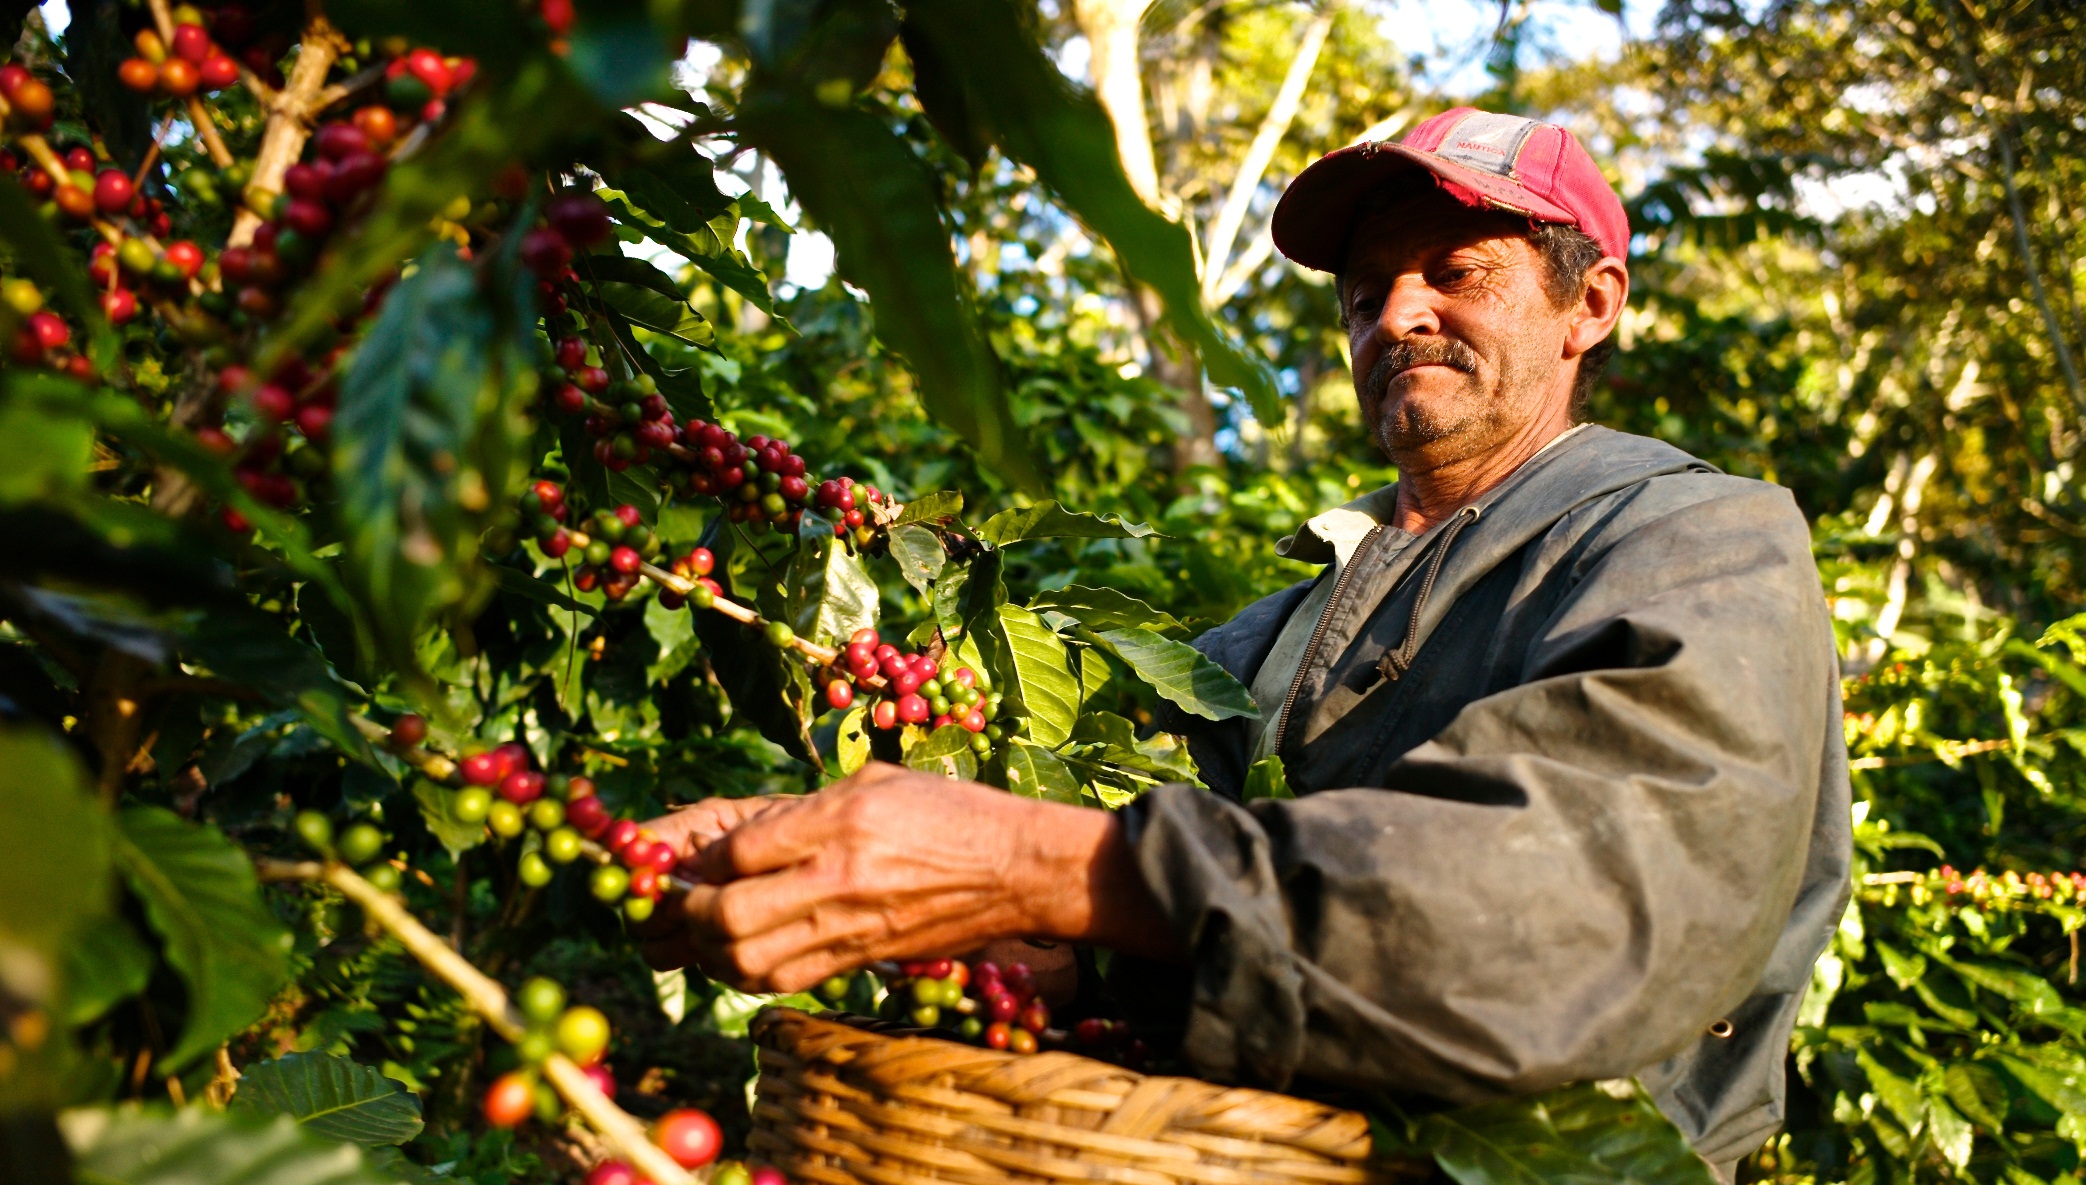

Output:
xmin=1364 ymin=338 xmax=1481 ymax=401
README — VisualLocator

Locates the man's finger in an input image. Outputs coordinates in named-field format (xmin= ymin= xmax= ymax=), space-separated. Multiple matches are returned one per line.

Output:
xmin=695 ymin=793 xmax=845 ymax=883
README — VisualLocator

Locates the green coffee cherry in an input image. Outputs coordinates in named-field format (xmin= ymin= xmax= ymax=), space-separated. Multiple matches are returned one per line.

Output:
xmin=454 ymin=787 xmax=493 ymax=823
xmin=338 ymin=823 xmax=385 ymax=866
xmin=623 ymin=895 xmax=655 ymax=922
xmin=590 ymin=865 xmax=629 ymax=902
xmin=293 ymin=811 xmax=334 ymax=853
xmin=545 ymin=827 xmax=583 ymax=864
xmin=518 ymin=977 xmax=567 ymax=1025
xmin=364 ymin=862 xmax=403 ymax=893
xmin=489 ymin=801 xmax=525 ymax=838
xmin=528 ymin=799 xmax=565 ymax=831
xmin=518 ymin=851 xmax=553 ymax=887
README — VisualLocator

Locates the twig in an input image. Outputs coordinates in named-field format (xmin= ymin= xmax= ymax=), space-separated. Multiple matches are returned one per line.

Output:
xmin=131 ymin=115 xmax=177 ymax=192
xmin=142 ymin=0 xmax=233 ymax=166
xmin=259 ymin=858 xmax=703 ymax=1185
xmin=1848 ymin=737 xmax=2013 ymax=769
xmin=230 ymin=16 xmax=350 ymax=248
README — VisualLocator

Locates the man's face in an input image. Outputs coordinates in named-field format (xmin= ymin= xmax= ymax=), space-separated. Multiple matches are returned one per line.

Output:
xmin=1340 ymin=190 xmax=1577 ymax=466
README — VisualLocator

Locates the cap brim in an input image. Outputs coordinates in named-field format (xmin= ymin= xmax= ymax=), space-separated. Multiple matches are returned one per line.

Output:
xmin=1271 ymin=142 xmax=1582 ymax=273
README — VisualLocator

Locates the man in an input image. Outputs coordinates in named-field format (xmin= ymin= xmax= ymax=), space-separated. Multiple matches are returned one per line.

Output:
xmin=637 ymin=108 xmax=1852 ymax=1174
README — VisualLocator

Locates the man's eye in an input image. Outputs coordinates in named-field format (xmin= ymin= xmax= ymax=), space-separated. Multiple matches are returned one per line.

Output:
xmin=1349 ymin=292 xmax=1384 ymax=319
xmin=1434 ymin=266 xmax=1472 ymax=287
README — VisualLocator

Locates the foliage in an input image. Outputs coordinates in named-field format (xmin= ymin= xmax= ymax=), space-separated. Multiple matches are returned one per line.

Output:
xmin=1 ymin=0 xmax=2081 ymax=1182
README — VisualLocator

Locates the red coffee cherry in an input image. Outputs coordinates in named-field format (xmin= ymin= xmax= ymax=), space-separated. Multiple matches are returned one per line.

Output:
xmin=390 ymin=714 xmax=428 ymax=747
xmin=824 ymin=679 xmax=854 ymax=710
xmin=655 ymin=1107 xmax=723 ymax=1168
xmin=498 ymin=771 xmax=545 ymax=805
xmin=482 ymin=1071 xmax=534 ymax=1127
xmin=460 ymin=752 xmax=502 ymax=786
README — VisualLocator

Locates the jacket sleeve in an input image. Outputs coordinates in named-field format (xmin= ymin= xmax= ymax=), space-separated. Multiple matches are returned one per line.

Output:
xmin=1118 ymin=485 xmax=1840 ymax=1099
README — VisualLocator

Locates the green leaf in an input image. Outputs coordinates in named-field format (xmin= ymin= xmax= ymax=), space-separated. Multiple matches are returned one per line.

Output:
xmin=332 ymin=244 xmax=539 ymax=684
xmin=692 ymin=532 xmax=819 ymax=765
xmin=113 ymin=809 xmax=291 ymax=1071
xmin=62 ymin=1105 xmax=416 ymax=1185
xmin=902 ymin=724 xmax=980 ymax=781
xmin=0 ymin=395 xmax=93 ymax=504
xmin=1082 ymin=627 xmax=1259 ymax=722
xmin=0 ymin=725 xmax=109 ymax=1066
xmin=1944 ymin=1062 xmax=2009 ymax=1132
xmin=996 ymin=605 xmax=1081 ymax=747
xmin=412 ymin=779 xmax=488 ymax=860
xmin=836 ymin=705 xmax=872 ymax=775
xmin=933 ymin=548 xmax=1004 ymax=645
xmin=63 ymin=920 xmax=155 ymax=1026
xmin=736 ymin=89 xmax=1040 ymax=490
xmin=892 ymin=490 xmax=964 ymax=526
xmin=998 ymin=739 xmax=1083 ymax=804
xmin=603 ymin=191 xmax=784 ymax=320
xmin=975 ymin=501 xmax=1160 ymax=546
xmin=578 ymin=251 xmax=687 ymax=300
xmin=786 ymin=517 xmax=881 ymax=646
xmin=887 ymin=524 xmax=947 ymax=600
xmin=1857 ymin=1047 xmax=1929 ymax=1132
xmin=174 ymin=610 xmax=375 ymax=765
xmin=232 ymin=1052 xmax=424 ymax=1147
xmin=1945 ymin=957 xmax=2066 ymax=1015
xmin=1418 ymin=1081 xmax=1716 ymax=1185
xmin=1028 ymin=585 xmax=1188 ymax=636
xmin=1243 ymin=754 xmax=1295 ymax=802
xmin=2001 ymin=1052 xmax=2086 ymax=1116
xmin=494 ymin=565 xmax=599 ymax=618
xmin=895 ymin=0 xmax=1278 ymax=421
xmin=597 ymin=282 xmax=714 ymax=347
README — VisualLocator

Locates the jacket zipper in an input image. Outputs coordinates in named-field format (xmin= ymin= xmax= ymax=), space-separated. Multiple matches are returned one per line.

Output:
xmin=1380 ymin=504 xmax=1482 ymax=682
xmin=1272 ymin=523 xmax=1386 ymax=759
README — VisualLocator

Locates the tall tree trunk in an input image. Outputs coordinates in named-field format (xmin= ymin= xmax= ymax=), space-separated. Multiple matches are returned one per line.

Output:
xmin=1073 ymin=0 xmax=1219 ymax=470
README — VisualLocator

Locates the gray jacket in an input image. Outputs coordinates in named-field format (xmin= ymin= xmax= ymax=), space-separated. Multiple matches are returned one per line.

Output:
xmin=1121 ymin=425 xmax=1852 ymax=1163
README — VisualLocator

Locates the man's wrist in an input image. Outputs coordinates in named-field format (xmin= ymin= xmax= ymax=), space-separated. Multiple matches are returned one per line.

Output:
xmin=1012 ymin=798 xmax=1182 ymax=962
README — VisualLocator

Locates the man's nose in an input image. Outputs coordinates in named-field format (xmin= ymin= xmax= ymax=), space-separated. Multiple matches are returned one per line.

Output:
xmin=1374 ymin=274 xmax=1442 ymax=342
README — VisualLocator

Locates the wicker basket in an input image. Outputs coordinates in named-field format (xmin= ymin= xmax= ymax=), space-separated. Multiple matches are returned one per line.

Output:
xmin=748 ymin=1007 xmax=1420 ymax=1185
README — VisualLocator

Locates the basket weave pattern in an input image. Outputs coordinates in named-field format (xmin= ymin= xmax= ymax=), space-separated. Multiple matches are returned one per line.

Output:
xmin=749 ymin=1007 xmax=1411 ymax=1185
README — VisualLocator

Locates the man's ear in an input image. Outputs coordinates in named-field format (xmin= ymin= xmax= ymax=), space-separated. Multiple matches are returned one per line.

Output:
xmin=1565 ymin=257 xmax=1629 ymax=359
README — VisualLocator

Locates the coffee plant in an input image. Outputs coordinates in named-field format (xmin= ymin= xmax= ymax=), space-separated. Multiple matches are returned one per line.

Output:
xmin=0 ymin=0 xmax=1294 ymax=1180
xmin=3 ymin=1 xmax=2084 ymax=1184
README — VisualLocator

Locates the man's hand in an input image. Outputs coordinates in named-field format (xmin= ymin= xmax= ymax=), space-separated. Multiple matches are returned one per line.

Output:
xmin=636 ymin=762 xmax=1177 ymax=993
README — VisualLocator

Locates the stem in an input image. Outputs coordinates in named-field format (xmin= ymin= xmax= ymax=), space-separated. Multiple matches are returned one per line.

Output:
xmin=144 ymin=0 xmax=233 ymax=167
xmin=230 ymin=16 xmax=348 ymax=248
xmin=259 ymin=858 xmax=703 ymax=1185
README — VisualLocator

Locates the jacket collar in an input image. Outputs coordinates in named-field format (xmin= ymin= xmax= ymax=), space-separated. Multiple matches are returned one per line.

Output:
xmin=1277 ymin=423 xmax=1600 ymax=566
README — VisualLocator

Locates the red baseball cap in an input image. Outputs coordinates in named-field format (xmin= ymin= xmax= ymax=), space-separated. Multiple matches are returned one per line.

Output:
xmin=1272 ymin=107 xmax=1630 ymax=272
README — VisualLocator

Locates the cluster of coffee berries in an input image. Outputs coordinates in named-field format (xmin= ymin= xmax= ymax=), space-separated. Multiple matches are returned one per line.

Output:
xmin=87 ymin=233 xmax=201 ymax=327
xmin=827 ymin=629 xmax=1016 ymax=755
xmin=839 ymin=958 xmax=1148 ymax=1066
xmin=291 ymin=810 xmax=401 ymax=892
xmin=1 ymin=278 xmax=91 ymax=378
xmin=4 ymin=135 xmax=176 ymax=241
xmin=200 ymin=357 xmax=344 ymax=531
xmin=219 ymin=122 xmax=390 ymax=319
xmin=119 ymin=10 xmax=242 ymax=101
xmin=0 ymin=58 xmax=55 ymax=132
xmin=483 ymin=979 xmax=615 ymax=1126
xmin=1932 ymin=865 xmax=2085 ymax=905
xmin=524 ymin=189 xmax=613 ymax=289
